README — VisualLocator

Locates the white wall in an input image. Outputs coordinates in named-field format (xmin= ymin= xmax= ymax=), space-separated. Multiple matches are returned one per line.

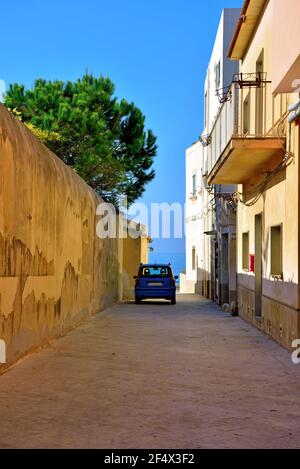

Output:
xmin=185 ymin=142 xmax=204 ymax=284
xmin=184 ymin=141 xmax=214 ymax=292
xmin=203 ymin=9 xmax=240 ymax=136
xmin=183 ymin=9 xmax=239 ymax=294
xmin=272 ymin=0 xmax=300 ymax=93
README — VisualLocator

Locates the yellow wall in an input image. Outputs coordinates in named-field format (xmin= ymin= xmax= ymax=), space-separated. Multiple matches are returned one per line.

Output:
xmin=122 ymin=234 xmax=149 ymax=300
xmin=239 ymin=1 xmax=288 ymax=136
xmin=272 ymin=0 xmax=300 ymax=93
xmin=236 ymin=0 xmax=300 ymax=348
xmin=0 ymin=105 xmax=146 ymax=370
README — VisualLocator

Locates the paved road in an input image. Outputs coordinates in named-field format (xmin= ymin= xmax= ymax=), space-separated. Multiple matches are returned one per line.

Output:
xmin=0 ymin=294 xmax=300 ymax=449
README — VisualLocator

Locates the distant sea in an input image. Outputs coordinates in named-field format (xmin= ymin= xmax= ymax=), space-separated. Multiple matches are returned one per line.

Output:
xmin=148 ymin=251 xmax=186 ymax=285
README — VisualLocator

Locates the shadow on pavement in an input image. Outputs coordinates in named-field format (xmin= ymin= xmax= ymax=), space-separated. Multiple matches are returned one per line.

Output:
xmin=125 ymin=300 xmax=173 ymax=306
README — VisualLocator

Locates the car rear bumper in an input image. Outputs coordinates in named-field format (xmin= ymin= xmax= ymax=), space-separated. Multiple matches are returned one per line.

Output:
xmin=135 ymin=287 xmax=176 ymax=300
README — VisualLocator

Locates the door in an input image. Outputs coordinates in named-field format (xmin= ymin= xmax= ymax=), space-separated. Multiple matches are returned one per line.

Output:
xmin=214 ymin=240 xmax=219 ymax=303
xmin=255 ymin=214 xmax=262 ymax=317
xmin=221 ymin=234 xmax=229 ymax=305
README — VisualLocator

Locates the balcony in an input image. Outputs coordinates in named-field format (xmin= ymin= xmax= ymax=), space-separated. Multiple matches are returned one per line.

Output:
xmin=205 ymin=75 xmax=287 ymax=185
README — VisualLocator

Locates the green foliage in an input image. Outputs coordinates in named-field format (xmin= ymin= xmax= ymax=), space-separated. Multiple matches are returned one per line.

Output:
xmin=4 ymin=74 xmax=157 ymax=205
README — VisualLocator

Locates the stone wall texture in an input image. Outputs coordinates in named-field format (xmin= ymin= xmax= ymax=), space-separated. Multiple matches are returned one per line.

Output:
xmin=0 ymin=104 xmax=123 ymax=370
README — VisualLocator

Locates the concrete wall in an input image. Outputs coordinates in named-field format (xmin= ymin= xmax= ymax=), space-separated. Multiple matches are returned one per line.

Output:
xmin=122 ymin=233 xmax=149 ymax=301
xmin=0 ymin=104 xmax=145 ymax=371
xmin=185 ymin=142 xmax=203 ymax=289
xmin=239 ymin=0 xmax=288 ymax=135
xmin=203 ymin=8 xmax=239 ymax=135
xmin=184 ymin=10 xmax=239 ymax=300
xmin=185 ymin=9 xmax=239 ymax=302
xmin=237 ymin=120 xmax=300 ymax=348
xmin=223 ymin=9 xmax=241 ymax=89
xmin=272 ymin=0 xmax=300 ymax=94
xmin=183 ymin=141 xmax=213 ymax=297
xmin=236 ymin=0 xmax=300 ymax=349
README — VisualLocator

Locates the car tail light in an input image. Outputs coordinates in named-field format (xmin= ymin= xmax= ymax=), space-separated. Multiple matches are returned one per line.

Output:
xmin=170 ymin=278 xmax=175 ymax=286
xmin=135 ymin=278 xmax=140 ymax=287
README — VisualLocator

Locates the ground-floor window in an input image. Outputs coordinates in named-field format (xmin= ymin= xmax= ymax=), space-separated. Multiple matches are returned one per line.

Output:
xmin=270 ymin=225 xmax=282 ymax=278
xmin=192 ymin=174 xmax=197 ymax=196
xmin=242 ymin=232 xmax=249 ymax=271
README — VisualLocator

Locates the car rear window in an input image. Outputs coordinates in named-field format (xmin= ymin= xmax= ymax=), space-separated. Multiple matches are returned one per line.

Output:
xmin=139 ymin=266 xmax=172 ymax=278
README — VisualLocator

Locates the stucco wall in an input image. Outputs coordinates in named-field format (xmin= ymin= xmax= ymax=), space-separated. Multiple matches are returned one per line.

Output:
xmin=0 ymin=105 xmax=125 ymax=370
xmin=188 ymin=10 xmax=238 ymax=301
xmin=185 ymin=142 xmax=204 ymax=287
xmin=238 ymin=285 xmax=299 ymax=350
xmin=203 ymin=8 xmax=239 ymax=135
xmin=184 ymin=141 xmax=214 ymax=297
xmin=235 ymin=0 xmax=300 ymax=349
xmin=122 ymin=234 xmax=149 ymax=301
xmin=272 ymin=0 xmax=300 ymax=93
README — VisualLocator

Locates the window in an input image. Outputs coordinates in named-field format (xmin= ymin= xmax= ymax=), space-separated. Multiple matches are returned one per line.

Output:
xmin=192 ymin=247 xmax=196 ymax=271
xmin=139 ymin=266 xmax=172 ymax=278
xmin=243 ymin=92 xmax=250 ymax=134
xmin=204 ymin=91 xmax=208 ymax=128
xmin=270 ymin=225 xmax=282 ymax=277
xmin=242 ymin=232 xmax=249 ymax=271
xmin=192 ymin=174 xmax=197 ymax=196
xmin=215 ymin=61 xmax=221 ymax=90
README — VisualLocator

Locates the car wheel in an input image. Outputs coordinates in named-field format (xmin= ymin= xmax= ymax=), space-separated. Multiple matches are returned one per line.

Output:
xmin=171 ymin=297 xmax=176 ymax=305
xmin=135 ymin=298 xmax=142 ymax=304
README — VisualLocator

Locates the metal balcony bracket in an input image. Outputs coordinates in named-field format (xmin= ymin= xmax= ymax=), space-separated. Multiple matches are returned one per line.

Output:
xmin=215 ymin=192 xmax=237 ymax=211
xmin=232 ymin=72 xmax=271 ymax=89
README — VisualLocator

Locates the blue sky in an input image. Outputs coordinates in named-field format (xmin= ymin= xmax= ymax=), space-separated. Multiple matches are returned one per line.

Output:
xmin=1 ymin=0 xmax=242 ymax=265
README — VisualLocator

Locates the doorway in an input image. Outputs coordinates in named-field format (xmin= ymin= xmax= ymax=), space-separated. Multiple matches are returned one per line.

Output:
xmin=213 ymin=240 xmax=219 ymax=303
xmin=221 ymin=234 xmax=229 ymax=305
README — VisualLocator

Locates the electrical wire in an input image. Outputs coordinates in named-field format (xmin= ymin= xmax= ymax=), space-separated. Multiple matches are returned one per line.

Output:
xmin=233 ymin=113 xmax=294 ymax=207
xmin=185 ymin=197 xmax=216 ymax=223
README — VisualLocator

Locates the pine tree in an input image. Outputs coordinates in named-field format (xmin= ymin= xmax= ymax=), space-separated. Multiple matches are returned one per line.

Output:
xmin=4 ymin=74 xmax=157 ymax=205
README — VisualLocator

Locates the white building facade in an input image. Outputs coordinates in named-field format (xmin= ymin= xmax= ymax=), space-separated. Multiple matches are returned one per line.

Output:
xmin=182 ymin=9 xmax=239 ymax=301
xmin=181 ymin=141 xmax=214 ymax=295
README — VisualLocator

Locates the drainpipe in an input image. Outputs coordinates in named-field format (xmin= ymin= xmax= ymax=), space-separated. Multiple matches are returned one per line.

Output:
xmin=288 ymin=100 xmax=300 ymax=123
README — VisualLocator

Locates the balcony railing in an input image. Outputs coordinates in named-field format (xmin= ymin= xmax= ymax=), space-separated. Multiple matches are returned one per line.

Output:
xmin=203 ymin=74 xmax=288 ymax=184
xmin=206 ymin=82 xmax=238 ymax=177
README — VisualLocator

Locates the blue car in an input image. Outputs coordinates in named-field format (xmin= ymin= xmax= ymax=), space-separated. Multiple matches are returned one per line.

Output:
xmin=134 ymin=264 xmax=178 ymax=305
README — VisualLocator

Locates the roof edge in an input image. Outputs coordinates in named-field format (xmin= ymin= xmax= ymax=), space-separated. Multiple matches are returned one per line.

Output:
xmin=227 ymin=0 xmax=251 ymax=59
xmin=228 ymin=0 xmax=267 ymax=61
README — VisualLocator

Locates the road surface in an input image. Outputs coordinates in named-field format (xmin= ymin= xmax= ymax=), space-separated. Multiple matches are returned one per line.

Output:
xmin=0 ymin=294 xmax=299 ymax=449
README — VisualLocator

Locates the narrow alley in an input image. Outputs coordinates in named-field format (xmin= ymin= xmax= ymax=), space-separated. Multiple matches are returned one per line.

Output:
xmin=0 ymin=295 xmax=299 ymax=449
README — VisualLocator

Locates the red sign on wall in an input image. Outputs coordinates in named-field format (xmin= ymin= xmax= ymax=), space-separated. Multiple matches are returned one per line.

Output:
xmin=249 ymin=255 xmax=255 ymax=273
